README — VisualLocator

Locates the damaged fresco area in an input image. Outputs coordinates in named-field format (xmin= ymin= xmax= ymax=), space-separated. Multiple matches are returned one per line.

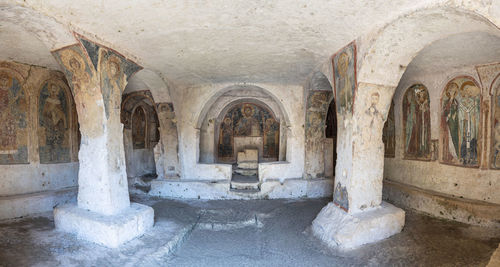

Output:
xmin=441 ymin=77 xmax=481 ymax=167
xmin=403 ymin=84 xmax=431 ymax=160
xmin=493 ymin=77 xmax=500 ymax=169
xmin=0 ymin=73 xmax=28 ymax=164
xmin=383 ymin=100 xmax=395 ymax=157
xmin=304 ymin=90 xmax=332 ymax=178
xmin=333 ymin=182 xmax=349 ymax=211
xmin=38 ymin=81 xmax=71 ymax=163
xmin=333 ymin=41 xmax=356 ymax=116
xmin=218 ymin=103 xmax=279 ymax=161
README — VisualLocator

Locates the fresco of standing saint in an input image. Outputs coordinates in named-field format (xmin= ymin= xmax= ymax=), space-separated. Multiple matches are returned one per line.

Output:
xmin=263 ymin=118 xmax=279 ymax=159
xmin=132 ymin=106 xmax=147 ymax=149
xmin=333 ymin=42 xmax=356 ymax=115
xmin=441 ymin=77 xmax=481 ymax=167
xmin=39 ymin=82 xmax=70 ymax=163
xmin=0 ymin=74 xmax=28 ymax=164
xmin=493 ymin=79 xmax=500 ymax=169
xmin=383 ymin=100 xmax=396 ymax=157
xmin=403 ymin=84 xmax=431 ymax=160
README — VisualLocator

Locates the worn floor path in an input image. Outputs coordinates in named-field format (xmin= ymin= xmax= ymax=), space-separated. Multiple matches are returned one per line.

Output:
xmin=0 ymin=196 xmax=499 ymax=266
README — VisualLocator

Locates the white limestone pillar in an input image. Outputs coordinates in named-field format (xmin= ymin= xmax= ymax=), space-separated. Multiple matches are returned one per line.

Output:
xmin=51 ymin=35 xmax=154 ymax=247
xmin=312 ymin=83 xmax=405 ymax=249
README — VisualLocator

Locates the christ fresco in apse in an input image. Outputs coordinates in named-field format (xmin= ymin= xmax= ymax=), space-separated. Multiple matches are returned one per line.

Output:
xmin=218 ymin=103 xmax=279 ymax=161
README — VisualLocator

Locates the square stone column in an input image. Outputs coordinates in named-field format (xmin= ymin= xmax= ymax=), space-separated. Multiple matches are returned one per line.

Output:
xmin=51 ymin=34 xmax=154 ymax=247
xmin=312 ymin=82 xmax=405 ymax=249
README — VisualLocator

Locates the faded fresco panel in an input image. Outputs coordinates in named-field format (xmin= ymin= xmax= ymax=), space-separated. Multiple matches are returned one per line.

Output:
xmin=333 ymin=41 xmax=356 ymax=115
xmin=333 ymin=182 xmax=348 ymax=211
xmin=0 ymin=74 xmax=28 ymax=164
xmin=383 ymin=100 xmax=395 ymax=157
xmin=263 ymin=117 xmax=279 ymax=158
xmin=403 ymin=84 xmax=431 ymax=160
xmin=492 ymin=79 xmax=500 ymax=169
xmin=218 ymin=103 xmax=279 ymax=161
xmin=441 ymin=77 xmax=481 ymax=167
xmin=132 ymin=106 xmax=147 ymax=149
xmin=38 ymin=82 xmax=71 ymax=163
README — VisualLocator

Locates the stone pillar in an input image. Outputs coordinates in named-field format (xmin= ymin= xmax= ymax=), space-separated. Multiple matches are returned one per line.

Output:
xmin=312 ymin=83 xmax=405 ymax=249
xmin=51 ymin=35 xmax=154 ymax=248
xmin=155 ymin=102 xmax=180 ymax=178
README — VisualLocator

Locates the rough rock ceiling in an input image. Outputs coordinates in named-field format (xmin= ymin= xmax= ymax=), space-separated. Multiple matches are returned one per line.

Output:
xmin=405 ymin=32 xmax=500 ymax=76
xmin=1 ymin=0 xmax=440 ymax=88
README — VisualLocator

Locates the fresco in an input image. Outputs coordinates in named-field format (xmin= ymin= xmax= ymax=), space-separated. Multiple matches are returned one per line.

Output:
xmin=403 ymin=84 xmax=431 ymax=160
xmin=263 ymin=117 xmax=279 ymax=158
xmin=218 ymin=103 xmax=279 ymax=161
xmin=492 ymin=80 xmax=500 ymax=169
xmin=0 ymin=74 xmax=28 ymax=164
xmin=441 ymin=77 xmax=481 ymax=167
xmin=132 ymin=106 xmax=147 ymax=149
xmin=305 ymin=91 xmax=331 ymax=144
xmin=38 ymin=82 xmax=71 ymax=163
xmin=333 ymin=182 xmax=349 ymax=211
xmin=218 ymin=117 xmax=234 ymax=159
xmin=100 ymin=51 xmax=125 ymax=119
xmin=333 ymin=41 xmax=356 ymax=115
xmin=383 ymin=100 xmax=395 ymax=157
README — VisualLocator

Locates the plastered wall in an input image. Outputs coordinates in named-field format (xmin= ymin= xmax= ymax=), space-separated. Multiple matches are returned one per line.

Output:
xmin=384 ymin=64 xmax=500 ymax=204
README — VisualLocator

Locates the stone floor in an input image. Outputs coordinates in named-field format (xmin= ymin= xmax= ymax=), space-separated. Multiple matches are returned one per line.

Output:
xmin=0 ymin=196 xmax=499 ymax=267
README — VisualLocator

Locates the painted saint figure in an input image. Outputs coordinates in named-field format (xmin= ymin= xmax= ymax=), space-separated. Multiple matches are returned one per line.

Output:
xmin=403 ymin=84 xmax=431 ymax=160
xmin=333 ymin=42 xmax=356 ymax=116
xmin=40 ymin=83 xmax=69 ymax=163
xmin=263 ymin=118 xmax=279 ymax=159
xmin=218 ymin=117 xmax=234 ymax=158
xmin=0 ymin=75 xmax=18 ymax=153
xmin=457 ymin=82 xmax=480 ymax=165
xmin=383 ymin=100 xmax=395 ymax=157
xmin=493 ymin=82 xmax=500 ymax=169
xmin=132 ymin=106 xmax=147 ymax=149
xmin=441 ymin=78 xmax=480 ymax=167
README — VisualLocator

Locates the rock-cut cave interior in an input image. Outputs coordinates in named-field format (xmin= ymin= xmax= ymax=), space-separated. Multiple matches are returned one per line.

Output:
xmin=0 ymin=1 xmax=499 ymax=266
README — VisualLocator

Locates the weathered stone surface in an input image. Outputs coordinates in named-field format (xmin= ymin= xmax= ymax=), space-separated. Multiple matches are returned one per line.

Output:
xmin=383 ymin=179 xmax=500 ymax=227
xmin=149 ymin=178 xmax=333 ymax=200
xmin=54 ymin=203 xmax=154 ymax=248
xmin=311 ymin=201 xmax=405 ymax=249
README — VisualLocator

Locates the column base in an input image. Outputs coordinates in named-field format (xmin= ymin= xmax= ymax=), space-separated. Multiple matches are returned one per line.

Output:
xmin=54 ymin=203 xmax=154 ymax=248
xmin=312 ymin=201 xmax=405 ymax=249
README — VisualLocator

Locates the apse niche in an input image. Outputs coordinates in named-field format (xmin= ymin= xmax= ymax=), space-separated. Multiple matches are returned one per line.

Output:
xmin=199 ymin=85 xmax=288 ymax=164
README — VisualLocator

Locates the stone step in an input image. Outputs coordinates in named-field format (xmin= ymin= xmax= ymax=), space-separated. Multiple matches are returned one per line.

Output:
xmin=230 ymin=180 xmax=260 ymax=191
xmin=229 ymin=188 xmax=261 ymax=194
xmin=234 ymin=168 xmax=258 ymax=176
xmin=237 ymin=161 xmax=258 ymax=169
